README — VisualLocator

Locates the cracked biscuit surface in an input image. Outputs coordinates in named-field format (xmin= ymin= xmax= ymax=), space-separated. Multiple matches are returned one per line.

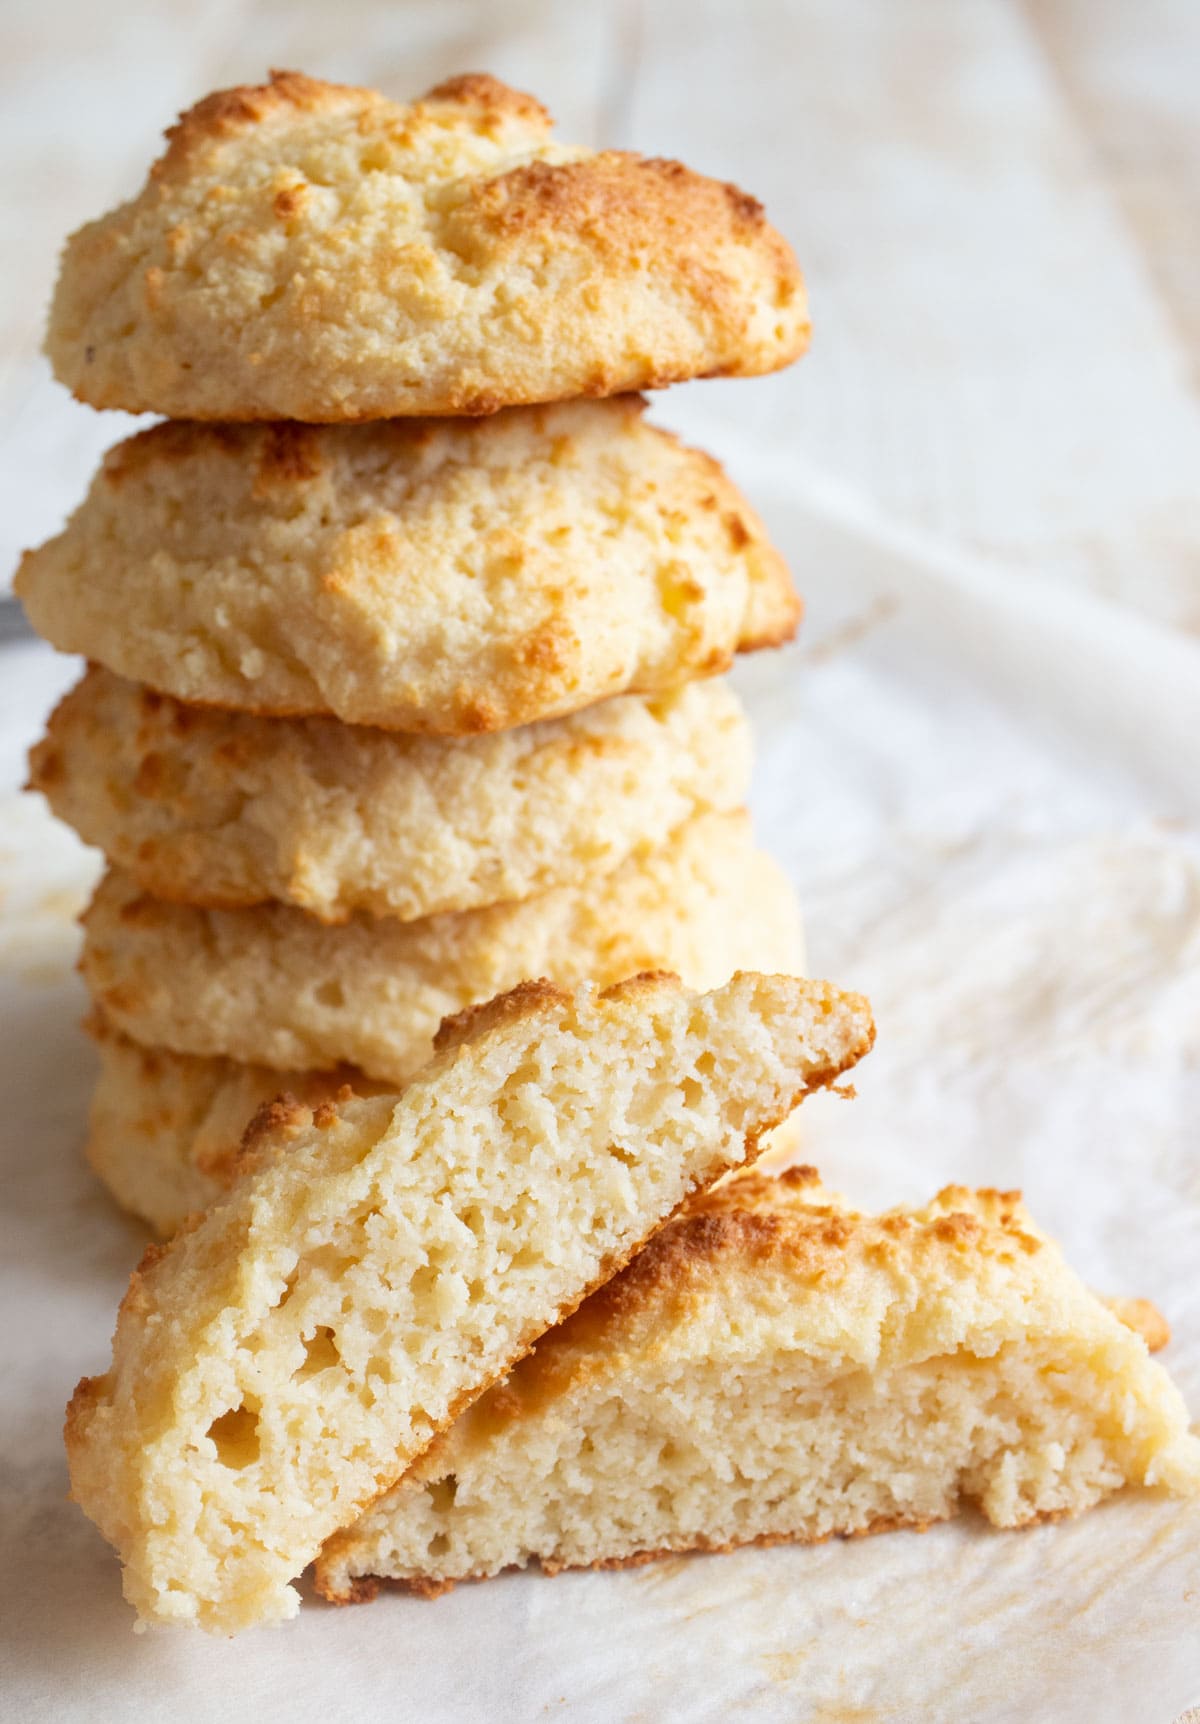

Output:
xmin=32 ymin=669 xmax=750 ymax=922
xmin=316 ymin=1167 xmax=1200 ymax=1601
xmin=17 ymin=401 xmax=799 ymax=732
xmin=78 ymin=809 xmax=804 ymax=1082
xmin=46 ymin=71 xmax=808 ymax=421
xmin=65 ymin=972 xmax=874 ymax=1633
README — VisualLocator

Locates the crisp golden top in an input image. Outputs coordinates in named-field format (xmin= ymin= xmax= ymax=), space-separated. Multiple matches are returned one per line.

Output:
xmin=46 ymin=70 xmax=808 ymax=419
xmin=17 ymin=399 xmax=798 ymax=734
xmin=153 ymin=71 xmax=555 ymax=180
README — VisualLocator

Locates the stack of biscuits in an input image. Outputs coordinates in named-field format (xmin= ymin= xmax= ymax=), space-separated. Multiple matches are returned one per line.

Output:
xmin=21 ymin=70 xmax=1200 ymax=1637
xmin=19 ymin=72 xmax=811 ymax=1235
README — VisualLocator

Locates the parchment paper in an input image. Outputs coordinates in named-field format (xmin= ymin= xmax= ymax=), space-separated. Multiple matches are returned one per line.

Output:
xmin=2 ymin=470 xmax=1199 ymax=1723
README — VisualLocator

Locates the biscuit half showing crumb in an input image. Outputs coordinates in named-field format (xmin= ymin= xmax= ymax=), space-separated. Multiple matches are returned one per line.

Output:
xmin=65 ymin=972 xmax=875 ymax=1633
xmin=78 ymin=808 xmax=802 ymax=1082
xmin=16 ymin=403 xmax=798 ymax=733
xmin=45 ymin=71 xmax=808 ymax=420
xmin=31 ymin=669 xmax=751 ymax=921
xmin=314 ymin=1166 xmax=1200 ymax=1602
xmin=83 ymin=1016 xmax=805 ymax=1239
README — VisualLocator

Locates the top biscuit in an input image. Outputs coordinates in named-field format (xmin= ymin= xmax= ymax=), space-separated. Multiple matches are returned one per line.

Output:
xmin=46 ymin=71 xmax=809 ymax=420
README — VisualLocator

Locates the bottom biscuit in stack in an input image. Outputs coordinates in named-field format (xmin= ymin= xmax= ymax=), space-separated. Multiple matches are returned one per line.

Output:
xmin=315 ymin=1166 xmax=1200 ymax=1601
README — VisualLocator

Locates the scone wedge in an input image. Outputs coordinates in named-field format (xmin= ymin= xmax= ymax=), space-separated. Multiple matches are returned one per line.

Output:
xmin=65 ymin=972 xmax=874 ymax=1633
xmin=83 ymin=1015 xmax=802 ymax=1240
xmin=46 ymin=72 xmax=807 ymax=421
xmin=316 ymin=1167 xmax=1200 ymax=1601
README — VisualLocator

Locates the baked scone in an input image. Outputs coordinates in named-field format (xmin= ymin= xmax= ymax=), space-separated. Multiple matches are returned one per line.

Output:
xmin=32 ymin=668 xmax=750 ymax=922
xmin=16 ymin=402 xmax=798 ymax=733
xmin=84 ymin=1015 xmax=805 ymax=1239
xmin=45 ymin=71 xmax=808 ymax=421
xmin=65 ymin=972 xmax=875 ymax=1633
xmin=78 ymin=809 xmax=802 ymax=1082
xmin=314 ymin=1167 xmax=1200 ymax=1602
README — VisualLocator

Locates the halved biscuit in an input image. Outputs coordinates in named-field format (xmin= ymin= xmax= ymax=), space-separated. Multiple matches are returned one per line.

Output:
xmin=46 ymin=71 xmax=808 ymax=421
xmin=65 ymin=972 xmax=874 ymax=1632
xmin=32 ymin=669 xmax=750 ymax=921
xmin=79 ymin=809 xmax=802 ymax=1082
xmin=83 ymin=1016 xmax=804 ymax=1239
xmin=17 ymin=402 xmax=798 ymax=732
xmin=315 ymin=1166 xmax=1200 ymax=1601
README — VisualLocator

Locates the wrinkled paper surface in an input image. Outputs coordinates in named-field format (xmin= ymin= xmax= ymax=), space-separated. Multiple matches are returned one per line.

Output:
xmin=2 ymin=471 xmax=1199 ymax=1723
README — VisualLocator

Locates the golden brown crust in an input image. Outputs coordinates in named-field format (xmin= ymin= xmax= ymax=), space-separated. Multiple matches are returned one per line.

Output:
xmin=421 ymin=73 xmax=552 ymax=126
xmin=1105 ymin=1296 xmax=1171 ymax=1353
xmin=432 ymin=972 xmax=682 ymax=1055
xmin=431 ymin=978 xmax=575 ymax=1055
xmin=157 ymin=71 xmax=553 ymax=183
xmin=236 ymin=1093 xmax=312 ymax=1167
xmin=19 ymin=404 xmax=798 ymax=735
xmin=46 ymin=72 xmax=807 ymax=419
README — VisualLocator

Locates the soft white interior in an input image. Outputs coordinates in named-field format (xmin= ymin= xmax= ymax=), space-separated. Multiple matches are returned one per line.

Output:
xmin=327 ymin=1337 xmax=1196 ymax=1593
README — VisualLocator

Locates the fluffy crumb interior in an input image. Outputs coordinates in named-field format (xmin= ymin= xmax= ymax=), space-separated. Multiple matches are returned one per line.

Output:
xmin=330 ymin=1341 xmax=1188 ymax=1593
xmin=317 ymin=1173 xmax=1200 ymax=1599
xmin=67 ymin=975 xmax=870 ymax=1634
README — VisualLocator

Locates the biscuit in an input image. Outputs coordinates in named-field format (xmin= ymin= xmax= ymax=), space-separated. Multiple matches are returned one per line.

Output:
xmin=32 ymin=668 xmax=750 ymax=922
xmin=78 ymin=810 xmax=804 ymax=1081
xmin=84 ymin=1018 xmax=806 ymax=1239
xmin=315 ymin=1166 xmax=1200 ymax=1601
xmin=86 ymin=1006 xmax=806 ymax=1241
xmin=65 ymin=972 xmax=875 ymax=1632
xmin=84 ymin=1017 xmax=387 ymax=1235
xmin=17 ymin=402 xmax=798 ymax=732
xmin=46 ymin=71 xmax=808 ymax=421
